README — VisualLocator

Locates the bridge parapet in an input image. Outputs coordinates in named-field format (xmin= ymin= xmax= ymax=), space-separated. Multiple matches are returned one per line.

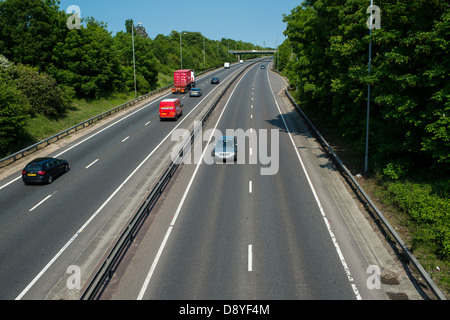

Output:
xmin=229 ymin=50 xmax=275 ymax=55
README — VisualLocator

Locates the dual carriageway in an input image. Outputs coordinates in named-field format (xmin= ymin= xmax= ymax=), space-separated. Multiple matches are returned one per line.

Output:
xmin=0 ymin=60 xmax=425 ymax=301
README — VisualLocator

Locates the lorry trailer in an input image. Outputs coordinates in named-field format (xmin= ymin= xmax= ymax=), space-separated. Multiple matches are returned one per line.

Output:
xmin=172 ymin=69 xmax=195 ymax=94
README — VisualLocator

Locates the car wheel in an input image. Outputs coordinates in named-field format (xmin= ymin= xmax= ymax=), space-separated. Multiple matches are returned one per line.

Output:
xmin=47 ymin=174 xmax=53 ymax=184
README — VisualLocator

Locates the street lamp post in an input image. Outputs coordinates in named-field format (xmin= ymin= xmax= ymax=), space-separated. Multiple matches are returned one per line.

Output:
xmin=364 ymin=2 xmax=381 ymax=175
xmin=180 ymin=33 xmax=183 ymax=69
xmin=132 ymin=22 xmax=142 ymax=99
xmin=180 ymin=32 xmax=187 ymax=69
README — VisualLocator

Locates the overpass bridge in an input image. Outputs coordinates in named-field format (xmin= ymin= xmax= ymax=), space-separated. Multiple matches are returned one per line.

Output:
xmin=229 ymin=50 xmax=275 ymax=59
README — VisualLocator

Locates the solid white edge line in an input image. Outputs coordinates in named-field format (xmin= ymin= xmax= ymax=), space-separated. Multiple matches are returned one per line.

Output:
xmin=15 ymin=65 xmax=247 ymax=300
xmin=137 ymin=65 xmax=254 ymax=300
xmin=0 ymin=176 xmax=21 ymax=190
xmin=266 ymin=64 xmax=362 ymax=300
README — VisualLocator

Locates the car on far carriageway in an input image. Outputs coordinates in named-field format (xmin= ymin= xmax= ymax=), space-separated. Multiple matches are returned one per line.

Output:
xmin=22 ymin=157 xmax=69 ymax=185
xmin=212 ymin=136 xmax=237 ymax=162
xmin=189 ymin=88 xmax=202 ymax=97
xmin=211 ymin=77 xmax=220 ymax=84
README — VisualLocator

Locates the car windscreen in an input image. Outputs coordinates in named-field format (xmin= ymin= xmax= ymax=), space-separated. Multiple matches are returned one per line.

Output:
xmin=218 ymin=139 xmax=234 ymax=146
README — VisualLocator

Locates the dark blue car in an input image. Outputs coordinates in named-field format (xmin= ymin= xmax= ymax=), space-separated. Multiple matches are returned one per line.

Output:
xmin=211 ymin=77 xmax=220 ymax=84
xmin=22 ymin=157 xmax=69 ymax=185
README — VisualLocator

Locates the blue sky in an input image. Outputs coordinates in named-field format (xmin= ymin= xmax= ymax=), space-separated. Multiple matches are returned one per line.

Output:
xmin=58 ymin=0 xmax=302 ymax=48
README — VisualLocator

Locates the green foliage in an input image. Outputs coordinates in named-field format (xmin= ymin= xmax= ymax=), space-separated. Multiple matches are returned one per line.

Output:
xmin=0 ymin=0 xmax=67 ymax=70
xmin=49 ymin=17 xmax=122 ymax=98
xmin=0 ymin=0 xmax=263 ymax=157
xmin=274 ymin=38 xmax=292 ymax=71
xmin=387 ymin=181 xmax=450 ymax=258
xmin=382 ymin=162 xmax=408 ymax=181
xmin=8 ymin=63 xmax=71 ymax=116
xmin=283 ymin=0 xmax=450 ymax=264
xmin=113 ymin=30 xmax=159 ymax=95
xmin=0 ymin=68 xmax=29 ymax=155
xmin=0 ymin=0 xmax=257 ymax=100
xmin=282 ymin=0 xmax=450 ymax=176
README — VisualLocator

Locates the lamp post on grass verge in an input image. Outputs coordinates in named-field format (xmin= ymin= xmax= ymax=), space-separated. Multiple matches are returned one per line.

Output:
xmin=132 ymin=22 xmax=142 ymax=99
xmin=364 ymin=2 xmax=381 ymax=175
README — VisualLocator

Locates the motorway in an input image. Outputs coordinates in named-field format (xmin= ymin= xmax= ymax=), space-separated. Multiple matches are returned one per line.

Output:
xmin=0 ymin=62 xmax=249 ymax=299
xmin=103 ymin=63 xmax=423 ymax=300
xmin=0 ymin=60 xmax=424 ymax=300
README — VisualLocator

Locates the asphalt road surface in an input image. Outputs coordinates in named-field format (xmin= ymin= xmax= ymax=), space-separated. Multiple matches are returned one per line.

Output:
xmin=0 ymin=61 xmax=250 ymax=299
xmin=104 ymin=62 xmax=424 ymax=300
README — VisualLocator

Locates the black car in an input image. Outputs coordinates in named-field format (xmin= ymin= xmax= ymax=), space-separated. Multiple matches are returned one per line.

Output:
xmin=260 ymin=65 xmax=265 ymax=69
xmin=211 ymin=77 xmax=220 ymax=84
xmin=22 ymin=157 xmax=69 ymax=185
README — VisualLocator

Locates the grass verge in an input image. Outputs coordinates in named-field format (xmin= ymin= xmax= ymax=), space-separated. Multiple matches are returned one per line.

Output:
xmin=14 ymin=92 xmax=136 ymax=152
xmin=297 ymin=95 xmax=450 ymax=299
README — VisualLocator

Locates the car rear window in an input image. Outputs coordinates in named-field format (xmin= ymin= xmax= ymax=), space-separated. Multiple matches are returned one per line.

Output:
xmin=26 ymin=164 xmax=44 ymax=171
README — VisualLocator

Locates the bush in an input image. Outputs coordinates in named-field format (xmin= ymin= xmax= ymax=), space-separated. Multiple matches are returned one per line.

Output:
xmin=387 ymin=181 xmax=450 ymax=258
xmin=8 ymin=64 xmax=70 ymax=117
xmin=383 ymin=162 xmax=408 ymax=180
xmin=0 ymin=70 xmax=29 ymax=155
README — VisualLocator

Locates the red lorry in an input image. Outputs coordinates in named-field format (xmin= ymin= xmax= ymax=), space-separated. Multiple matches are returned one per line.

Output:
xmin=172 ymin=69 xmax=195 ymax=94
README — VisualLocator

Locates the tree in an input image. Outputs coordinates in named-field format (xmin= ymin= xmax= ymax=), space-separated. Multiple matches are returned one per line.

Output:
xmin=49 ymin=17 xmax=121 ymax=98
xmin=0 ymin=0 xmax=67 ymax=72
xmin=283 ymin=0 xmax=450 ymax=174
xmin=0 ymin=68 xmax=29 ymax=155
xmin=113 ymin=30 xmax=159 ymax=94
xmin=8 ymin=63 xmax=70 ymax=117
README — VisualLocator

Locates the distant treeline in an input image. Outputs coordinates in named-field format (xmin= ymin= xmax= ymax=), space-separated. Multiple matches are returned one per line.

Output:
xmin=277 ymin=0 xmax=449 ymax=177
xmin=0 ymin=0 xmax=264 ymax=155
